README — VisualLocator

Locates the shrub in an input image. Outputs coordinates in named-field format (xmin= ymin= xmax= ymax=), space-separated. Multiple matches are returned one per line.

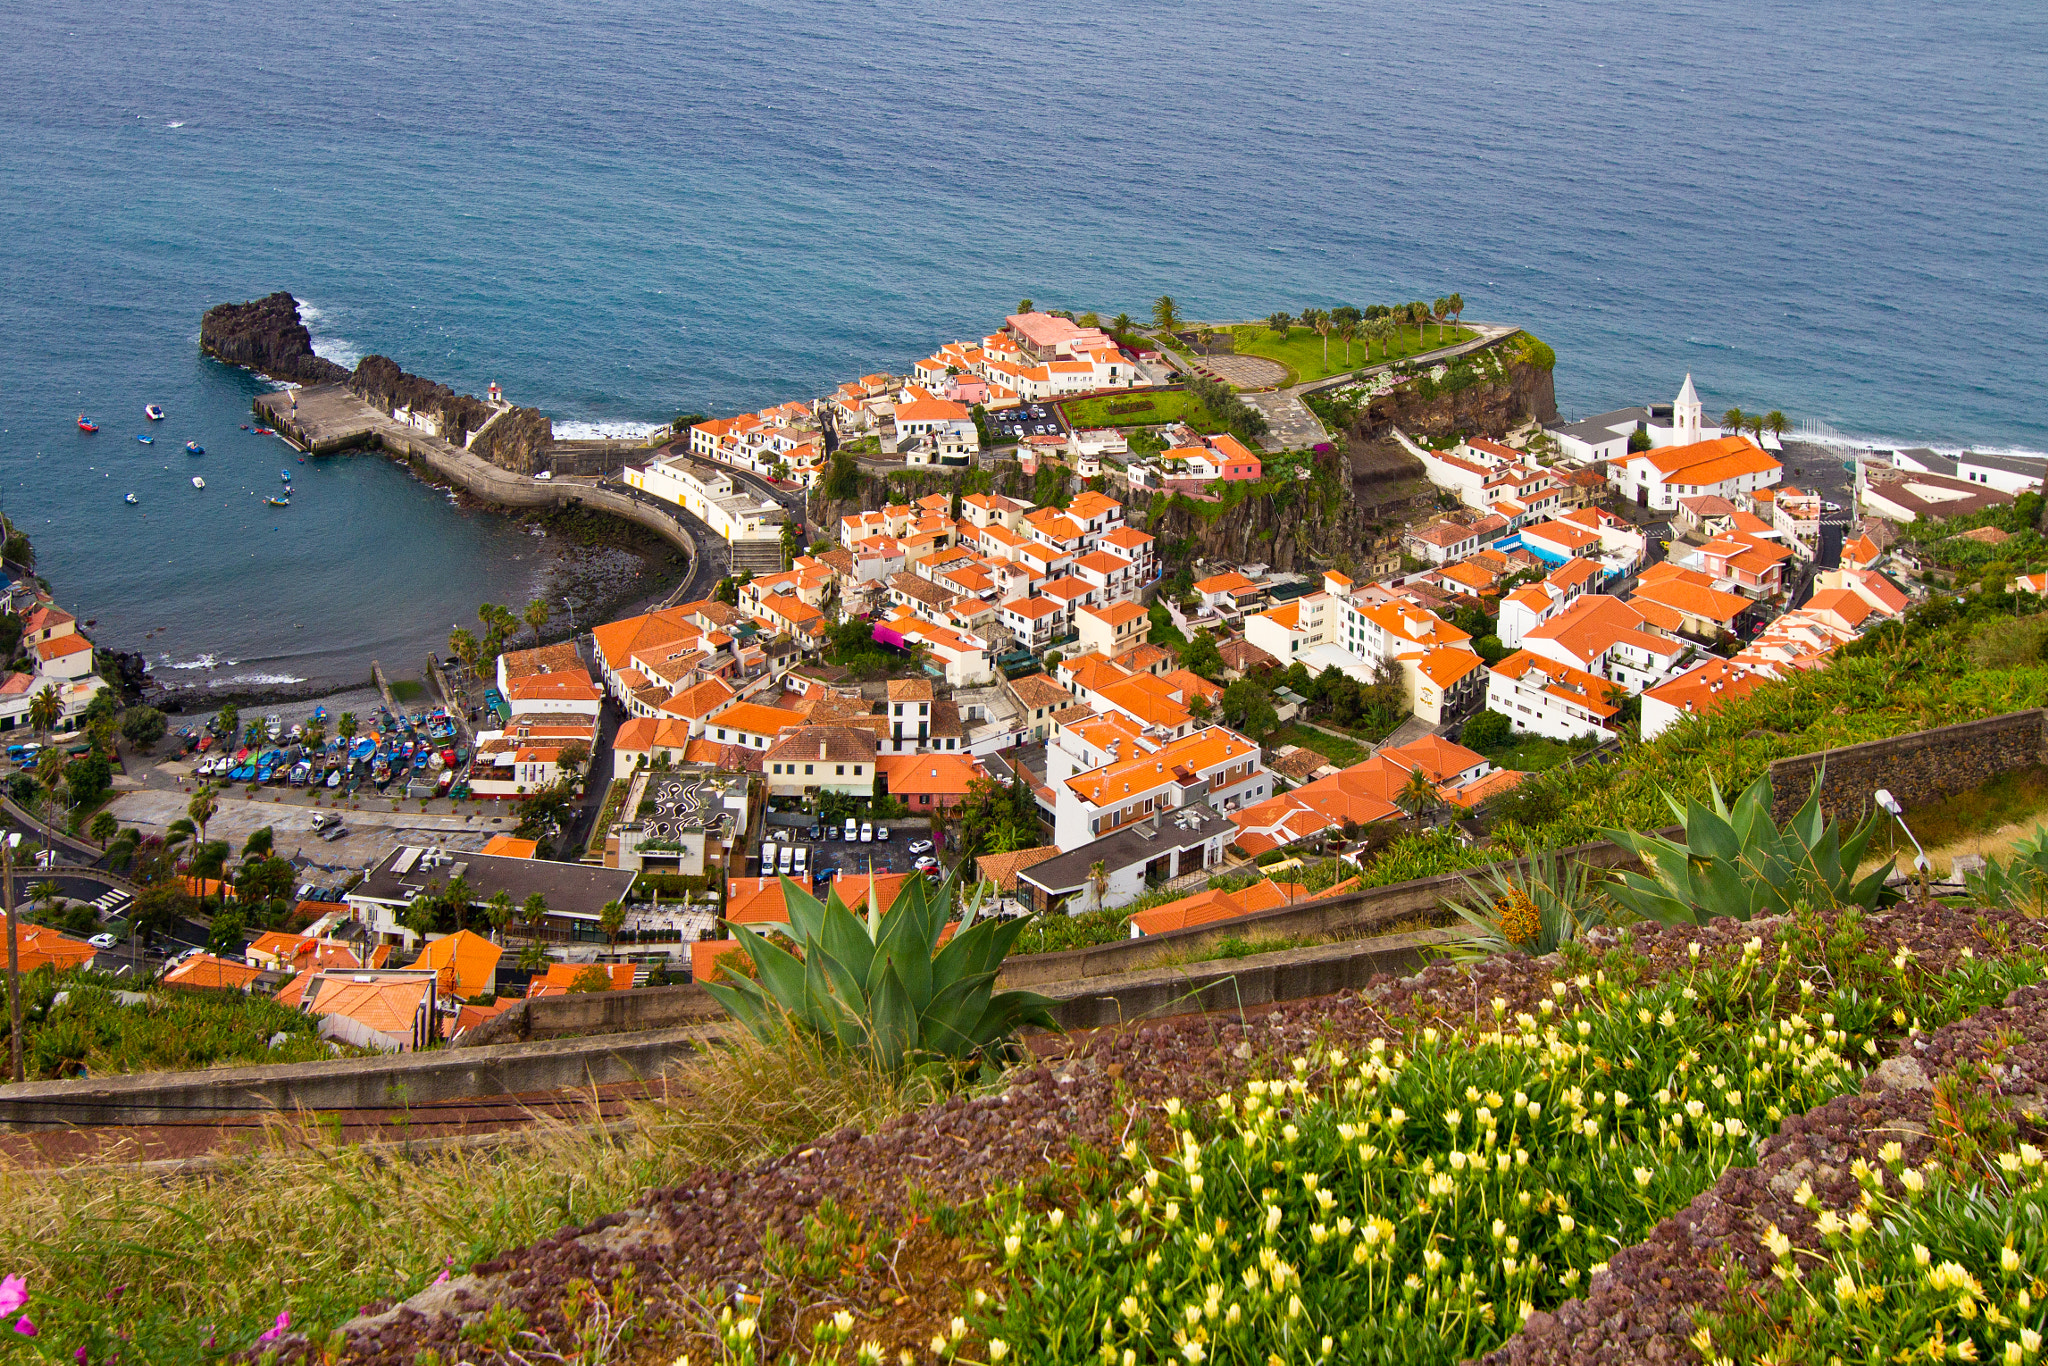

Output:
xmin=1460 ymin=709 xmax=1512 ymax=752
xmin=1603 ymin=773 xmax=1894 ymax=925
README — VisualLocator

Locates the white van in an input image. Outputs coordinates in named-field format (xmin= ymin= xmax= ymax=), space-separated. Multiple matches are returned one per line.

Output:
xmin=859 ymin=821 xmax=874 ymax=843
xmin=778 ymin=842 xmax=795 ymax=874
xmin=793 ymin=845 xmax=808 ymax=876
xmin=844 ymin=817 xmax=859 ymax=841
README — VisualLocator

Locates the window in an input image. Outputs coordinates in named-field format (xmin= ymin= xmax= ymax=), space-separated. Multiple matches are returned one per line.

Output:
xmin=855 ymin=765 xmax=864 ymax=775
xmin=804 ymin=763 xmax=815 ymax=775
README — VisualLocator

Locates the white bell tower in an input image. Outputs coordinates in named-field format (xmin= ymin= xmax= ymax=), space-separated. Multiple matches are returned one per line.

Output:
xmin=1673 ymin=374 xmax=1703 ymax=446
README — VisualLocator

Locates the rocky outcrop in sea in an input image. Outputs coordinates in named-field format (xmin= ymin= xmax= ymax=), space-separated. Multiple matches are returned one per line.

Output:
xmin=199 ymin=291 xmax=352 ymax=386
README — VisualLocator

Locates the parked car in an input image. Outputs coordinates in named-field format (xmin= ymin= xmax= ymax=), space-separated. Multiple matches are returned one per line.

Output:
xmin=771 ymin=828 xmax=791 ymax=843
xmin=88 ymin=933 xmax=116 ymax=949
xmin=876 ymin=824 xmax=891 ymax=842
xmin=859 ymin=821 xmax=873 ymax=843
xmin=805 ymin=826 xmax=823 ymax=841
xmin=908 ymin=839 xmax=934 ymax=855
xmin=844 ymin=818 xmax=859 ymax=841
xmin=913 ymin=855 xmax=939 ymax=872
xmin=310 ymin=812 xmax=335 ymax=831
xmin=826 ymin=824 xmax=842 ymax=841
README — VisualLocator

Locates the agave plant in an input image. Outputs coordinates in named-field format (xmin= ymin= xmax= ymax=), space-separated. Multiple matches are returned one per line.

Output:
xmin=1445 ymin=846 xmax=1610 ymax=957
xmin=1602 ymin=772 xmax=1894 ymax=926
xmin=1963 ymin=826 xmax=2048 ymax=916
xmin=702 ymin=873 xmax=1059 ymax=1073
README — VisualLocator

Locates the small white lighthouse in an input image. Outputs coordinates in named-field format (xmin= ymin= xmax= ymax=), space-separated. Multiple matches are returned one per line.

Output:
xmin=488 ymin=381 xmax=502 ymax=406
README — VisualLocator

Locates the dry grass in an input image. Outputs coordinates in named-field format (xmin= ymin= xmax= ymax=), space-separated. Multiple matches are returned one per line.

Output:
xmin=1856 ymin=766 xmax=2048 ymax=878
xmin=0 ymin=1031 xmax=939 ymax=1364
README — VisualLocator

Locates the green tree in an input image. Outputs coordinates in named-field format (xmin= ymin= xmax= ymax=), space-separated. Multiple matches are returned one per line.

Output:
xmin=120 ymin=705 xmax=167 ymax=748
xmin=1433 ymin=296 xmax=1450 ymax=343
xmin=599 ymin=899 xmax=626 ymax=956
xmin=64 ymin=750 xmax=111 ymax=809
xmin=130 ymin=882 xmax=193 ymax=948
xmin=89 ymin=809 xmax=118 ymax=849
xmin=187 ymin=784 xmax=217 ymax=848
xmin=824 ymin=450 xmax=860 ymax=501
xmin=567 ymin=965 xmax=613 ymax=993
xmin=1304 ymin=307 xmax=1334 ymax=372
xmin=442 ymin=873 xmax=474 ymax=933
xmin=448 ymin=627 xmax=481 ymax=676
xmin=337 ymin=712 xmax=358 ymax=745
xmin=1221 ymin=679 xmax=1278 ymax=740
xmin=400 ymin=894 xmax=438 ymax=941
xmin=1180 ymin=628 xmax=1225 ymax=680
xmin=1111 ymin=312 xmax=1133 ymax=338
xmin=1766 ymin=410 xmax=1788 ymax=445
xmin=242 ymin=826 xmax=274 ymax=860
xmin=1017 ymin=298 xmax=1034 ymax=314
xmin=214 ymin=704 xmax=239 ymax=741
xmin=1461 ymin=709 xmax=1512 ymax=753
xmin=206 ymin=906 xmax=246 ymax=957
xmin=1151 ymin=295 xmax=1180 ymax=333
xmin=1721 ymin=407 xmax=1747 ymax=436
xmin=2 ymin=531 xmax=33 ymax=569
xmin=1266 ymin=311 xmax=1292 ymax=335
xmin=1447 ymin=292 xmax=1465 ymax=329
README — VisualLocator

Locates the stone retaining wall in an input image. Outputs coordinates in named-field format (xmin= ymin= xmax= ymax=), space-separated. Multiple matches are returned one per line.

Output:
xmin=1768 ymin=709 xmax=2048 ymax=823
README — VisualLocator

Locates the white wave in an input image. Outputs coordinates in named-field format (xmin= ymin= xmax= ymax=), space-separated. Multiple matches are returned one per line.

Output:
xmin=1786 ymin=428 xmax=2048 ymax=461
xmin=552 ymin=418 xmax=664 ymax=441
xmin=215 ymin=672 xmax=306 ymax=686
xmin=297 ymin=300 xmax=363 ymax=370
xmin=165 ymin=120 xmax=185 ymax=129
xmin=160 ymin=654 xmax=220 ymax=670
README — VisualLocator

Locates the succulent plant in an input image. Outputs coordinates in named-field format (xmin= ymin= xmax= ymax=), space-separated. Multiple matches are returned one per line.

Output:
xmin=1445 ymin=845 xmax=1610 ymax=957
xmin=703 ymin=874 xmax=1058 ymax=1073
xmin=1602 ymin=773 xmax=1894 ymax=925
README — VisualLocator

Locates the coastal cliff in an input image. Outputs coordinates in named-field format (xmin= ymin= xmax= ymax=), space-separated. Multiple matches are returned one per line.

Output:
xmin=201 ymin=292 xmax=560 ymax=474
xmin=199 ymin=292 xmax=351 ymax=386
xmin=1340 ymin=336 xmax=1559 ymax=475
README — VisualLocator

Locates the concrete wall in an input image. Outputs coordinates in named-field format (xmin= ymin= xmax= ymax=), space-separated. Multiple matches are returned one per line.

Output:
xmin=0 ymin=1025 xmax=717 ymax=1130
xmin=1768 ymin=709 xmax=2048 ymax=823
xmin=458 ymin=983 xmax=724 ymax=1048
xmin=996 ymin=835 xmax=1646 ymax=990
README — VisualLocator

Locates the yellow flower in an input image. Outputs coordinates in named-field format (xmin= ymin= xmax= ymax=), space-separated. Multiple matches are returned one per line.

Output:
xmin=989 ymin=1341 xmax=1010 ymax=1362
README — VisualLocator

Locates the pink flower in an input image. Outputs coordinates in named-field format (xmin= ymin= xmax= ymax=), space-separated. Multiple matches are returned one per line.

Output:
xmin=12 ymin=1316 xmax=36 ymax=1338
xmin=0 ymin=1278 xmax=24 ymax=1317
xmin=433 ymin=1271 xmax=450 ymax=1285
xmin=75 ymin=1347 xmax=88 ymax=1364
xmin=256 ymin=1311 xmax=289 ymax=1345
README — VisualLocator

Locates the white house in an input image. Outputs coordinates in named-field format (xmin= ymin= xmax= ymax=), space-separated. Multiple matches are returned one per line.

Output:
xmin=1484 ymin=650 xmax=1620 ymax=741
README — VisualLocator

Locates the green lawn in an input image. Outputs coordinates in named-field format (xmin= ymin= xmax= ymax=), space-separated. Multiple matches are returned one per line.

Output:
xmin=1268 ymin=723 xmax=1371 ymax=768
xmin=1477 ymin=733 xmax=1591 ymax=773
xmin=1230 ymin=323 xmax=1477 ymax=385
xmin=1147 ymin=601 xmax=1187 ymax=649
xmin=1061 ymin=389 xmax=1222 ymax=433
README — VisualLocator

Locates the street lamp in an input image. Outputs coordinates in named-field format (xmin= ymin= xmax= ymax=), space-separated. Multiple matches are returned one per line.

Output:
xmin=1874 ymin=788 xmax=1931 ymax=885
xmin=4 ymin=831 xmax=22 ymax=1083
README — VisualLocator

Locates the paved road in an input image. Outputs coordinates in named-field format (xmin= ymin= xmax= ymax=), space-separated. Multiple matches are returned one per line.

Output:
xmin=560 ymin=699 xmax=626 ymax=857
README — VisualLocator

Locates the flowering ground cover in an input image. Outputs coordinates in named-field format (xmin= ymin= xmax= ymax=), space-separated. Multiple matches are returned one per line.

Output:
xmin=129 ymin=903 xmax=2042 ymax=1366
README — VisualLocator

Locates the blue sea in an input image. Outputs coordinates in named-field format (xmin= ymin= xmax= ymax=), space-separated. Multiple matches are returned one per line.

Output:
xmin=1 ymin=0 xmax=2042 ymax=689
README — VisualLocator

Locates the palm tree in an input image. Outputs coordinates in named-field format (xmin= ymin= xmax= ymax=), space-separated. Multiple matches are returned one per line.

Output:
xmin=1088 ymin=859 xmax=1108 ymax=914
xmin=29 ymin=880 xmax=61 ymax=925
xmin=400 ymin=893 xmax=438 ymax=943
xmin=1151 ymin=295 xmax=1180 ymax=334
xmin=485 ymin=889 xmax=515 ymax=945
xmin=1746 ymin=414 xmax=1767 ymax=449
xmin=599 ymin=899 xmax=625 ymax=957
xmin=187 ymin=784 xmax=217 ymax=848
xmin=524 ymin=598 xmax=551 ymax=647
xmin=337 ymin=712 xmax=358 ymax=746
xmin=521 ymin=892 xmax=550 ymax=945
xmin=1433 ymin=297 xmax=1450 ymax=344
xmin=1448 ymin=293 xmax=1465 ymax=331
xmin=1765 ymin=411 xmax=1788 ymax=446
xmin=1397 ymin=766 xmax=1437 ymax=834
xmin=1017 ymin=299 xmax=1034 ymax=314
xmin=1721 ymin=408 xmax=1747 ymax=437
xmin=442 ymin=872 xmax=473 ymax=933
xmin=1304 ymin=308 xmax=1335 ymax=372
xmin=27 ymin=685 xmax=59 ymax=744
xmin=1111 ymin=312 xmax=1133 ymax=338
xmin=301 ymin=722 xmax=325 ymax=751
xmin=448 ymin=627 xmax=480 ymax=676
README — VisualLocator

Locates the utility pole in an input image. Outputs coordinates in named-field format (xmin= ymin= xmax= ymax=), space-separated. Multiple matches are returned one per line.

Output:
xmin=6 ymin=832 xmax=22 ymax=1084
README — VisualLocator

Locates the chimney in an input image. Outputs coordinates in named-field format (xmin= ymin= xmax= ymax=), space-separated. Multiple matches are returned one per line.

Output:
xmin=818 ymin=740 xmax=827 ymax=760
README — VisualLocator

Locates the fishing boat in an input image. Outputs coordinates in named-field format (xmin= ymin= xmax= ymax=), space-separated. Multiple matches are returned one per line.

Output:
xmin=145 ymin=405 xmax=165 ymax=421
xmin=312 ymin=705 xmax=329 ymax=723
xmin=185 ymin=441 xmax=204 ymax=455
xmin=265 ymin=714 xmax=282 ymax=740
xmin=124 ymin=493 xmax=137 ymax=505
xmin=254 ymin=426 xmax=275 ymax=436
xmin=264 ymin=496 xmax=289 ymax=508
xmin=280 ymin=470 xmax=292 ymax=482
xmin=77 ymin=415 xmax=98 ymax=433
xmin=192 ymin=476 xmax=205 ymax=489
xmin=325 ymin=768 xmax=341 ymax=789
xmin=136 ymin=434 xmax=153 ymax=445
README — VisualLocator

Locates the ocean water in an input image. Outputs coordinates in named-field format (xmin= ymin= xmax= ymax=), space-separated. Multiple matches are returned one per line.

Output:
xmin=0 ymin=0 xmax=2042 ymax=686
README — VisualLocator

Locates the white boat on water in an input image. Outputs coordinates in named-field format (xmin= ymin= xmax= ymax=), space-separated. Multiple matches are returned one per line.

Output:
xmin=145 ymin=404 xmax=165 ymax=421
xmin=124 ymin=493 xmax=137 ymax=505
xmin=192 ymin=476 xmax=205 ymax=489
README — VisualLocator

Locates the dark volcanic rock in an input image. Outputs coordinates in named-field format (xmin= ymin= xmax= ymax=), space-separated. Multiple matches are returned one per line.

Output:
xmin=348 ymin=355 xmax=555 ymax=469
xmin=199 ymin=292 xmax=351 ymax=385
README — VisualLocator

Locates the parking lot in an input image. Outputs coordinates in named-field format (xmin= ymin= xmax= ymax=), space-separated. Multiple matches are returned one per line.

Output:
xmin=746 ymin=819 xmax=950 ymax=888
xmin=990 ymin=404 xmax=1061 ymax=442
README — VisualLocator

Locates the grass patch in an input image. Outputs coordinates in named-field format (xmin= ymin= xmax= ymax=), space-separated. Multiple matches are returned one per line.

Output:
xmin=1474 ymin=733 xmax=1592 ymax=773
xmin=388 ymin=678 xmax=426 ymax=703
xmin=1268 ymin=723 xmax=1371 ymax=769
xmin=1230 ymin=322 xmax=1476 ymax=385
xmin=0 ymin=1029 xmax=939 ymax=1362
xmin=1853 ymin=764 xmax=2048 ymax=878
xmin=1147 ymin=602 xmax=1188 ymax=650
xmin=4 ymin=968 xmax=351 ymax=1080
xmin=1061 ymin=389 xmax=1222 ymax=434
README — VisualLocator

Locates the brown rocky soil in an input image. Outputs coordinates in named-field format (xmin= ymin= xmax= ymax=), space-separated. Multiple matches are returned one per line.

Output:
xmin=287 ymin=904 xmax=2048 ymax=1366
